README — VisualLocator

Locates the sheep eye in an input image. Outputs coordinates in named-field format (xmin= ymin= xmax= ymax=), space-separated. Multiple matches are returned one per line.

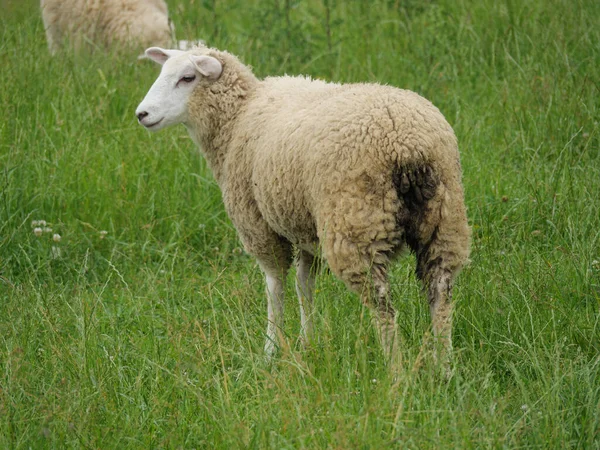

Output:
xmin=179 ymin=75 xmax=196 ymax=84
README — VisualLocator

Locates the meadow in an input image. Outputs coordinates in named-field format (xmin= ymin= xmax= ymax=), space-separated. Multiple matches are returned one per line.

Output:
xmin=1 ymin=0 xmax=599 ymax=447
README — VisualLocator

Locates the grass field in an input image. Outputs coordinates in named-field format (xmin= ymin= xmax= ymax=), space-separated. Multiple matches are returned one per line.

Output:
xmin=1 ymin=0 xmax=599 ymax=447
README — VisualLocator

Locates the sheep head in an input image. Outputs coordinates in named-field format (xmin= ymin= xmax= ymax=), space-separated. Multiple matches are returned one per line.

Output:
xmin=136 ymin=47 xmax=222 ymax=131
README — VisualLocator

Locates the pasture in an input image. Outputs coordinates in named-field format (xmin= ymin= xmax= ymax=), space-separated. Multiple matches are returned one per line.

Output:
xmin=1 ymin=0 xmax=599 ymax=447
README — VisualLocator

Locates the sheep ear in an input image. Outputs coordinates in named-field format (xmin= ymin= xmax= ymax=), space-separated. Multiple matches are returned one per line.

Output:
xmin=144 ymin=47 xmax=184 ymax=65
xmin=189 ymin=55 xmax=222 ymax=81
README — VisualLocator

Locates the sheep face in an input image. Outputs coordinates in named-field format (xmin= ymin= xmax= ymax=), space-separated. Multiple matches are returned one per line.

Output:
xmin=136 ymin=47 xmax=222 ymax=131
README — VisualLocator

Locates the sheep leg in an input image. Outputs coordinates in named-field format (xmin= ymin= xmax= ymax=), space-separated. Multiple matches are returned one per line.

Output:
xmin=366 ymin=266 xmax=401 ymax=370
xmin=395 ymin=164 xmax=469 ymax=374
xmin=425 ymin=267 xmax=454 ymax=371
xmin=325 ymin=244 xmax=401 ymax=368
xmin=321 ymin=207 xmax=402 ymax=370
xmin=414 ymin=190 xmax=470 ymax=374
xmin=263 ymin=270 xmax=286 ymax=359
xmin=295 ymin=250 xmax=316 ymax=346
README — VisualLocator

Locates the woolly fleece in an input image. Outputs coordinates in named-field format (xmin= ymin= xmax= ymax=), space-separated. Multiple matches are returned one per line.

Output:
xmin=41 ymin=0 xmax=172 ymax=53
xmin=185 ymin=49 xmax=469 ymax=277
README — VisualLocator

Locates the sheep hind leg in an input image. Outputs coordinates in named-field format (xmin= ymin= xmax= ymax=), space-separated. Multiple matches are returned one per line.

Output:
xmin=295 ymin=250 xmax=316 ymax=347
xmin=326 ymin=252 xmax=401 ymax=370
xmin=424 ymin=266 xmax=454 ymax=372
xmin=364 ymin=265 xmax=401 ymax=371
xmin=416 ymin=216 xmax=470 ymax=375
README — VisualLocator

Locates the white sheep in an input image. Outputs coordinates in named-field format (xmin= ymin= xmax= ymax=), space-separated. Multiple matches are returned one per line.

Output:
xmin=40 ymin=0 xmax=175 ymax=54
xmin=135 ymin=46 xmax=471 ymax=370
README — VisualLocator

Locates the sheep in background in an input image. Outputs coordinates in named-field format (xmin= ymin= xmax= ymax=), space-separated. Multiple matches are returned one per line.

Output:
xmin=135 ymin=46 xmax=471 ymax=372
xmin=41 ymin=0 xmax=177 ymax=54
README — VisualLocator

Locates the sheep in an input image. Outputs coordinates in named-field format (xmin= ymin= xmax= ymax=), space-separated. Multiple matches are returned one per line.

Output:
xmin=135 ymin=46 xmax=471 ymax=371
xmin=40 ymin=0 xmax=175 ymax=54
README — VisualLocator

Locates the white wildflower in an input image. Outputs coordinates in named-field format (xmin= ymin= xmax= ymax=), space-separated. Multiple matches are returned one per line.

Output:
xmin=34 ymin=227 xmax=43 ymax=237
xmin=53 ymin=233 xmax=61 ymax=242
xmin=43 ymin=227 xmax=52 ymax=233
xmin=99 ymin=230 xmax=108 ymax=239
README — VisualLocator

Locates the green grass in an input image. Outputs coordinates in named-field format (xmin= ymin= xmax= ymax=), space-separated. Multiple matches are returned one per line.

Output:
xmin=1 ymin=0 xmax=599 ymax=447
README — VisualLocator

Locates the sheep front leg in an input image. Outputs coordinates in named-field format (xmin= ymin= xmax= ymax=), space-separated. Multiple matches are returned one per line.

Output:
xmin=295 ymin=250 xmax=316 ymax=346
xmin=264 ymin=272 xmax=286 ymax=359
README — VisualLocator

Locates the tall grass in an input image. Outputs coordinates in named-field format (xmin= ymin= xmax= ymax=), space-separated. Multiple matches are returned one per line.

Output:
xmin=1 ymin=0 xmax=599 ymax=447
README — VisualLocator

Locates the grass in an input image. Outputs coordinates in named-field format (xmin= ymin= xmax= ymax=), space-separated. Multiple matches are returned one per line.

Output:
xmin=1 ymin=0 xmax=599 ymax=447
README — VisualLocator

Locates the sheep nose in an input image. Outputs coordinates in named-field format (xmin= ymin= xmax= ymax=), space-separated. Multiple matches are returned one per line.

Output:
xmin=137 ymin=111 xmax=148 ymax=122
